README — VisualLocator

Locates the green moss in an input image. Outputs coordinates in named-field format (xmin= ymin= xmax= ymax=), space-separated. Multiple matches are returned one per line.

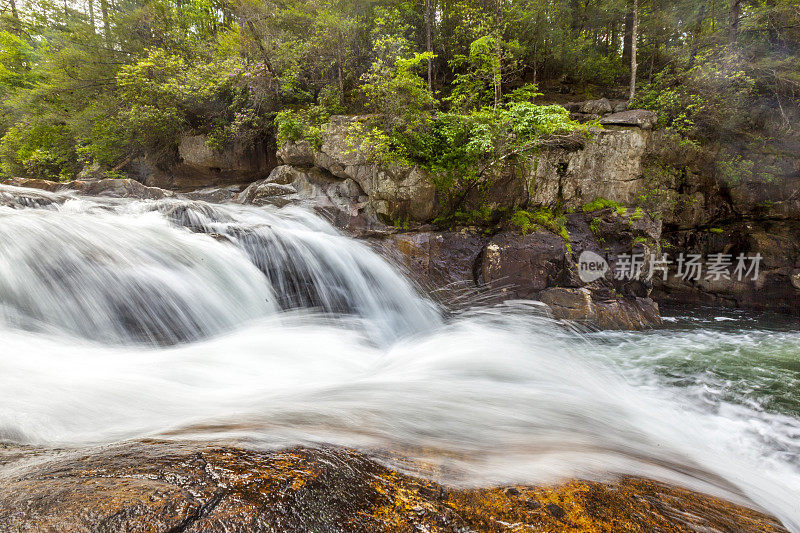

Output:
xmin=582 ymin=197 xmax=623 ymax=213
xmin=708 ymin=227 xmax=724 ymax=234
xmin=511 ymin=208 xmax=572 ymax=253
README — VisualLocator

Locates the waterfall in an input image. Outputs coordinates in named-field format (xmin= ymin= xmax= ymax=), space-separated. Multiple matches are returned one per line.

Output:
xmin=0 ymin=185 xmax=440 ymax=345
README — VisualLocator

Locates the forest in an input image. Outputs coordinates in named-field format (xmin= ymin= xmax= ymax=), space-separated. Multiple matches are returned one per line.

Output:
xmin=0 ymin=0 xmax=798 ymax=183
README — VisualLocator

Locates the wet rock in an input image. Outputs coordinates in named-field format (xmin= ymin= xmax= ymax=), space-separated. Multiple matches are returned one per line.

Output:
xmin=370 ymin=230 xmax=488 ymax=302
xmin=1 ymin=177 xmax=174 ymax=200
xmin=600 ymin=109 xmax=658 ymax=130
xmin=237 ymin=165 xmax=384 ymax=230
xmin=481 ymin=231 xmax=570 ymax=299
xmin=654 ymin=220 xmax=800 ymax=314
xmin=0 ymin=442 xmax=787 ymax=533
xmin=540 ymin=287 xmax=662 ymax=330
xmin=183 ymin=185 xmax=243 ymax=203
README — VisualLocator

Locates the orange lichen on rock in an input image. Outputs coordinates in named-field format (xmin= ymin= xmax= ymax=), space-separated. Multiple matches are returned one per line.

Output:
xmin=0 ymin=442 xmax=789 ymax=532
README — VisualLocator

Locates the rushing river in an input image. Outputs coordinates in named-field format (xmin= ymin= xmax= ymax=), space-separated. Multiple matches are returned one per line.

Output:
xmin=0 ymin=184 xmax=799 ymax=531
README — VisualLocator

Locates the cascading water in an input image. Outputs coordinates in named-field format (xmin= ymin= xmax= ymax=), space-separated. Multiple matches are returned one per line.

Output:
xmin=1 ymin=184 xmax=799 ymax=531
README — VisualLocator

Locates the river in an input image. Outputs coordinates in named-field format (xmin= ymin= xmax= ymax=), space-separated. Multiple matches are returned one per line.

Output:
xmin=0 ymin=184 xmax=798 ymax=531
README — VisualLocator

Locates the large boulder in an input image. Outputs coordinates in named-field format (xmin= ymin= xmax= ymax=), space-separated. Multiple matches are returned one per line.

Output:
xmin=600 ymin=109 xmax=658 ymax=130
xmin=370 ymin=230 xmax=488 ymax=301
xmin=527 ymin=129 xmax=652 ymax=209
xmin=540 ymin=287 xmax=662 ymax=330
xmin=277 ymin=116 xmax=437 ymax=223
xmin=0 ymin=442 xmax=787 ymax=532
xmin=481 ymin=231 xmax=571 ymax=299
xmin=237 ymin=165 xmax=382 ymax=230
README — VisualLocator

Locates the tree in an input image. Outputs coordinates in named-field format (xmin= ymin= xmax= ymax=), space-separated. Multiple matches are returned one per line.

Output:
xmin=628 ymin=0 xmax=638 ymax=104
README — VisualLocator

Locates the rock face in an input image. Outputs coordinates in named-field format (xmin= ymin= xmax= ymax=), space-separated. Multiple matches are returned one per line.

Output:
xmin=528 ymin=129 xmax=651 ymax=209
xmin=0 ymin=442 xmax=787 ymax=533
xmin=275 ymin=116 xmax=437 ymax=224
xmin=269 ymin=115 xmax=654 ymax=225
xmin=126 ymin=135 xmax=276 ymax=191
xmin=372 ymin=208 xmax=663 ymax=329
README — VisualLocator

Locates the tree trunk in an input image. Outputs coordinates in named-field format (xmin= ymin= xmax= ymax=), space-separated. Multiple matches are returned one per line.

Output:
xmin=623 ymin=9 xmax=633 ymax=63
xmin=494 ymin=0 xmax=503 ymax=108
xmin=628 ymin=0 xmax=638 ymax=104
xmin=88 ymin=0 xmax=95 ymax=30
xmin=729 ymin=0 xmax=742 ymax=42
xmin=100 ymin=0 xmax=111 ymax=46
xmin=425 ymin=0 xmax=433 ymax=92
xmin=9 ymin=0 xmax=18 ymax=20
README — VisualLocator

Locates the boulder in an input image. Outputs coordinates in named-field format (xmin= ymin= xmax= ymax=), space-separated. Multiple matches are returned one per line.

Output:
xmin=580 ymin=98 xmax=613 ymax=115
xmin=277 ymin=139 xmax=316 ymax=167
xmin=600 ymin=109 xmax=658 ymax=130
xmin=274 ymin=116 xmax=437 ymax=223
xmin=528 ymin=129 xmax=652 ymax=209
xmin=540 ymin=287 xmax=662 ymax=330
xmin=0 ymin=442 xmax=787 ymax=533
xmin=481 ymin=231 xmax=570 ymax=299
xmin=370 ymin=230 xmax=488 ymax=301
xmin=171 ymin=134 xmax=273 ymax=189
xmin=237 ymin=165 xmax=384 ymax=230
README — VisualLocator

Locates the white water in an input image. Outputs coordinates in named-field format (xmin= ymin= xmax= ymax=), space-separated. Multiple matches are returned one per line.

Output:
xmin=0 ymin=185 xmax=798 ymax=530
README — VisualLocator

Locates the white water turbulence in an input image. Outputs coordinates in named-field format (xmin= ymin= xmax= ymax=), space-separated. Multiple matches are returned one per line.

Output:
xmin=1 ymin=184 xmax=799 ymax=531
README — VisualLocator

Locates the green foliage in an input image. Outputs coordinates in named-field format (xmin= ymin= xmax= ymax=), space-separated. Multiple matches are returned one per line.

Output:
xmin=0 ymin=0 xmax=797 ymax=187
xmin=359 ymin=51 xmax=437 ymax=124
xmin=0 ymin=123 xmax=78 ymax=181
xmin=511 ymin=208 xmax=571 ymax=251
xmin=582 ymin=197 xmax=623 ymax=212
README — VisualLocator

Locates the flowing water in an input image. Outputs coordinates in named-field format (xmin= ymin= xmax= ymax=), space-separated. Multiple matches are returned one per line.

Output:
xmin=1 ymin=184 xmax=799 ymax=530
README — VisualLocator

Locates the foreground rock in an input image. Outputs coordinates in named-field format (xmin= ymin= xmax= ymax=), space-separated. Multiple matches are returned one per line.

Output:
xmin=0 ymin=442 xmax=786 ymax=533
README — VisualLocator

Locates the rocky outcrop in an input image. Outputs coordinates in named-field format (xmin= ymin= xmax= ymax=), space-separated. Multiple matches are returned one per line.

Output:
xmin=540 ymin=287 xmax=661 ymax=330
xmin=275 ymin=116 xmax=437 ymax=224
xmin=371 ymin=208 xmax=663 ymax=329
xmin=0 ymin=442 xmax=787 ymax=532
xmin=528 ymin=128 xmax=652 ymax=209
xmin=236 ymin=164 xmax=383 ymax=229
xmin=125 ymin=135 xmax=276 ymax=191
xmin=600 ymin=109 xmax=658 ymax=130
xmin=261 ymin=115 xmax=655 ymax=226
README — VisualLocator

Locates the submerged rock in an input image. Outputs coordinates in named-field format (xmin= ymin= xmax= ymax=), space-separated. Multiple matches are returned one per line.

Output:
xmin=0 ymin=442 xmax=787 ymax=532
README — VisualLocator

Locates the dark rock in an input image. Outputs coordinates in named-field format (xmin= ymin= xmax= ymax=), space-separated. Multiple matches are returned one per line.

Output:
xmin=0 ymin=442 xmax=787 ymax=533
xmin=654 ymin=220 xmax=800 ymax=314
xmin=600 ymin=109 xmax=658 ymax=130
xmin=481 ymin=231 xmax=570 ymax=299
xmin=370 ymin=230 xmax=488 ymax=302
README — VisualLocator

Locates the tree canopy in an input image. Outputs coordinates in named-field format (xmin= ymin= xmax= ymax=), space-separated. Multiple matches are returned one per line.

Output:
xmin=0 ymin=0 xmax=798 ymax=181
